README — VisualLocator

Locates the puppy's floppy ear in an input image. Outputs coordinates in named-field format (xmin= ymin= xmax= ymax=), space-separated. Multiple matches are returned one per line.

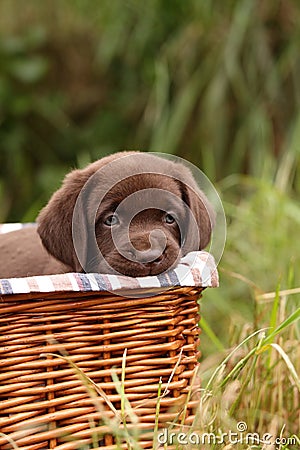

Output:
xmin=177 ymin=167 xmax=215 ymax=252
xmin=37 ymin=168 xmax=91 ymax=271
xmin=37 ymin=152 xmax=139 ymax=272
xmin=184 ymin=185 xmax=215 ymax=249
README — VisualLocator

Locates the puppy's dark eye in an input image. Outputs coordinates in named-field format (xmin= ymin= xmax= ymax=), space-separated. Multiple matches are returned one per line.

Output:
xmin=164 ymin=213 xmax=176 ymax=224
xmin=104 ymin=214 xmax=119 ymax=226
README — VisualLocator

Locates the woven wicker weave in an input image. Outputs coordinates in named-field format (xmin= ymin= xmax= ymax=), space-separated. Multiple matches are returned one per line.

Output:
xmin=0 ymin=285 xmax=204 ymax=449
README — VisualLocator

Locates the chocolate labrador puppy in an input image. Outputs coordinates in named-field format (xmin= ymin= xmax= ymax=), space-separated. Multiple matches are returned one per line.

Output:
xmin=0 ymin=152 xmax=214 ymax=278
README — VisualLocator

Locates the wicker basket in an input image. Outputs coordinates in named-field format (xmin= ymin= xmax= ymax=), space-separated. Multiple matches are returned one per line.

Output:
xmin=0 ymin=226 xmax=218 ymax=449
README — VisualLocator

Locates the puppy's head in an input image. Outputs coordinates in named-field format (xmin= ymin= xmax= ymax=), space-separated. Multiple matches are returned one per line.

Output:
xmin=37 ymin=152 xmax=215 ymax=277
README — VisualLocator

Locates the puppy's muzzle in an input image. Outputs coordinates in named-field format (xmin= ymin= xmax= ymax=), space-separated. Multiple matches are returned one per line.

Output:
xmin=121 ymin=245 xmax=164 ymax=265
xmin=118 ymin=229 xmax=167 ymax=267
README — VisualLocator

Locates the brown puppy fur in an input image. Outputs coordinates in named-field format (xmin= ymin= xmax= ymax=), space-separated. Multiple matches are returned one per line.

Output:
xmin=0 ymin=152 xmax=214 ymax=278
xmin=0 ymin=227 xmax=70 ymax=278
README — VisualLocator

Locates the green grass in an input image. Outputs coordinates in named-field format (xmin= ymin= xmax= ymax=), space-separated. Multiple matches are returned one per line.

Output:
xmin=0 ymin=0 xmax=299 ymax=220
xmin=200 ymin=170 xmax=300 ymax=358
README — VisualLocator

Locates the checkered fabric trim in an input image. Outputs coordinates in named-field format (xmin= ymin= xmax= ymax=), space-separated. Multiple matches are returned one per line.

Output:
xmin=0 ymin=224 xmax=219 ymax=295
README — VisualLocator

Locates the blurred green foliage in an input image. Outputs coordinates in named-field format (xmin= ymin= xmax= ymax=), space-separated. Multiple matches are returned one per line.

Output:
xmin=0 ymin=0 xmax=299 ymax=351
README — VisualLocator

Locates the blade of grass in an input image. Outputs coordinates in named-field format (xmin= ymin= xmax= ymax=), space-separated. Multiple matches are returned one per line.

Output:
xmin=152 ymin=377 xmax=162 ymax=450
xmin=204 ymin=329 xmax=267 ymax=391
xmin=200 ymin=316 xmax=225 ymax=352
xmin=160 ymin=348 xmax=184 ymax=398
xmin=270 ymin=343 xmax=300 ymax=391
xmin=262 ymin=308 xmax=300 ymax=345
xmin=220 ymin=330 xmax=266 ymax=388
xmin=180 ymin=366 xmax=201 ymax=427
xmin=268 ymin=282 xmax=281 ymax=335
xmin=110 ymin=349 xmax=140 ymax=449
xmin=266 ymin=283 xmax=281 ymax=369
xmin=88 ymin=417 xmax=100 ymax=449
xmin=0 ymin=433 xmax=20 ymax=450
xmin=257 ymin=287 xmax=300 ymax=301
xmin=41 ymin=351 xmax=118 ymax=417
